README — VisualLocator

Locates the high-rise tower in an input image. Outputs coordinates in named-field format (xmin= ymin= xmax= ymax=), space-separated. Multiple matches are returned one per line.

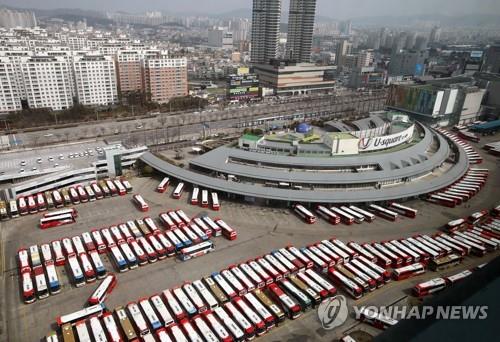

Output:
xmin=286 ymin=0 xmax=317 ymax=62
xmin=250 ymin=0 xmax=281 ymax=64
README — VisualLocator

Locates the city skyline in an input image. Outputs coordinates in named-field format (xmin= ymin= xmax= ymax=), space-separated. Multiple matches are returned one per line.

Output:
xmin=2 ymin=0 xmax=500 ymax=19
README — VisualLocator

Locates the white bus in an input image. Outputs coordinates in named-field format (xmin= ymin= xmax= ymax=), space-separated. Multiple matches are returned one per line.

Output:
xmin=212 ymin=272 xmax=237 ymax=299
xmin=350 ymin=258 xmax=384 ymax=288
xmin=56 ymin=303 xmax=105 ymax=326
xmin=201 ymin=190 xmax=209 ymax=208
xmin=222 ymin=269 xmax=246 ymax=296
xmin=102 ymin=312 xmax=122 ymax=342
xmin=75 ymin=321 xmax=91 ymax=342
xmin=127 ymin=302 xmax=150 ymax=336
xmin=67 ymin=253 xmax=85 ymax=287
xmin=349 ymin=205 xmax=376 ymax=222
xmin=357 ymin=256 xmax=391 ymax=283
xmin=192 ymin=279 xmax=219 ymax=309
xmin=191 ymin=187 xmax=199 ymax=205
xmin=248 ymin=260 xmax=273 ymax=286
xmin=183 ymin=282 xmax=207 ymax=313
xmin=225 ymin=302 xmax=256 ymax=340
xmin=321 ymin=240 xmax=350 ymax=263
xmin=265 ymin=254 xmax=290 ymax=277
xmin=150 ymin=294 xmax=175 ymax=327
xmin=405 ymin=237 xmax=440 ymax=260
xmin=300 ymin=248 xmax=328 ymax=273
xmin=157 ymin=177 xmax=170 ymax=193
xmin=357 ymin=307 xmax=398 ymax=330
xmin=327 ymin=269 xmax=363 ymax=299
xmin=287 ymin=246 xmax=314 ymax=269
xmin=139 ymin=298 xmax=162 ymax=331
xmin=163 ymin=289 xmax=186 ymax=322
xmin=294 ymin=204 xmax=316 ymax=224
xmin=173 ymin=183 xmax=185 ymax=199
xmin=133 ymin=195 xmax=149 ymax=212
xmin=347 ymin=242 xmax=376 ymax=263
xmin=192 ymin=315 xmax=219 ymax=342
xmin=271 ymin=251 xmax=298 ymax=275
xmin=230 ymin=266 xmax=256 ymax=292
xmin=340 ymin=206 xmax=365 ymax=223
xmin=330 ymin=207 xmax=354 ymax=225
xmin=9 ymin=200 xmax=19 ymax=218
xmin=211 ymin=192 xmax=220 ymax=211
xmin=368 ymin=204 xmax=398 ymax=221
xmin=234 ymin=296 xmax=267 ymax=336
xmin=173 ymin=287 xmax=197 ymax=317
xmin=213 ymin=307 xmax=245 ymax=341
xmin=239 ymin=262 xmax=265 ymax=289
xmin=89 ymin=316 xmax=107 ymax=342
xmin=315 ymin=205 xmax=340 ymax=225
xmin=51 ymin=240 xmax=65 ymax=266
xmin=257 ymin=257 xmax=283 ymax=280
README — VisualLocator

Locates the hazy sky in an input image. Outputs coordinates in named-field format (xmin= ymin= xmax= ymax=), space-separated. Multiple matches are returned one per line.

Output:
xmin=2 ymin=0 xmax=500 ymax=19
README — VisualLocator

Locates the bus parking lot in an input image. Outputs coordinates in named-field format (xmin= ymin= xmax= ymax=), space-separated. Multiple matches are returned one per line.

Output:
xmin=0 ymin=141 xmax=499 ymax=342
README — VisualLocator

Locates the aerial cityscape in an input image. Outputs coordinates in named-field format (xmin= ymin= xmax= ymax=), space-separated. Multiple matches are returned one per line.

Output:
xmin=0 ymin=0 xmax=499 ymax=341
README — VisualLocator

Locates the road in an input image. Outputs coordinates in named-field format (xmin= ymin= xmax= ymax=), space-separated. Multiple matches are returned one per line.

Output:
xmin=0 ymin=139 xmax=499 ymax=341
xmin=8 ymin=91 xmax=387 ymax=148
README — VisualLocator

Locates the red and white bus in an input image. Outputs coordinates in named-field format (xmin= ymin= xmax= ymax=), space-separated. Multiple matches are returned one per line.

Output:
xmin=156 ymin=232 xmax=176 ymax=256
xmin=435 ymin=192 xmax=463 ymax=205
xmin=265 ymin=254 xmax=290 ymax=277
xmin=382 ymin=241 xmax=412 ymax=265
xmin=39 ymin=213 xmax=76 ymax=229
xmin=357 ymin=307 xmax=398 ymax=330
xmin=330 ymin=239 xmax=358 ymax=260
xmin=349 ymin=205 xmax=376 ymax=222
xmin=330 ymin=207 xmax=354 ymax=225
xmin=133 ymin=195 xmax=149 ymax=212
xmin=445 ymin=218 xmax=469 ymax=233
xmin=389 ymin=203 xmax=417 ymax=218
xmin=180 ymin=318 xmax=204 ymax=342
xmin=212 ymin=272 xmax=237 ymax=299
xmin=467 ymin=210 xmax=489 ymax=225
xmin=138 ymin=236 xmax=158 ymax=262
xmin=150 ymin=294 xmax=175 ymax=328
xmin=434 ymin=234 xmax=468 ymax=256
xmin=76 ymin=186 xmax=88 ymax=203
xmin=169 ymin=323 xmax=188 ymax=342
xmin=267 ymin=283 xmax=302 ymax=320
xmin=230 ymin=265 xmax=256 ymax=292
xmin=148 ymin=234 xmax=167 ymax=260
xmin=201 ymin=190 xmax=209 ymax=208
xmin=127 ymin=302 xmax=151 ymax=337
xmin=370 ymin=243 xmax=398 ymax=265
xmin=113 ymin=179 xmax=127 ymax=196
xmin=444 ymin=269 xmax=472 ymax=285
xmin=36 ymin=193 xmax=47 ymax=211
xmin=340 ymin=206 xmax=365 ymax=223
xmin=332 ymin=264 xmax=369 ymax=293
xmin=79 ymin=252 xmax=96 ymax=282
xmin=451 ymin=185 xmax=478 ymax=195
xmin=243 ymin=292 xmax=276 ymax=330
xmin=183 ymin=282 xmax=207 ymax=313
xmin=139 ymin=297 xmax=163 ymax=331
xmin=344 ymin=262 xmax=377 ymax=291
xmin=17 ymin=197 xmax=28 ymax=217
xmin=362 ymin=243 xmax=391 ymax=268
xmin=52 ymin=190 xmax=64 ymax=208
xmin=348 ymin=242 xmax=377 ymax=263
xmin=203 ymin=216 xmax=222 ymax=236
xmin=191 ymin=187 xmax=199 ymax=205
xmin=203 ymin=310 xmax=233 ymax=342
xmin=193 ymin=279 xmax=219 ymax=310
xmin=163 ymin=289 xmax=186 ymax=322
xmin=101 ymin=228 xmax=116 ymax=247
xmin=239 ymin=263 xmax=265 ymax=289
xmin=88 ymin=274 xmax=117 ymax=305
xmin=175 ymin=210 xmax=191 ymax=225
xmin=91 ymin=229 xmax=107 ymax=254
xmin=21 ymin=267 xmax=35 ymax=304
xmin=168 ymin=210 xmax=185 ymax=227
xmin=271 ymin=251 xmax=298 ymax=275
xmin=189 ymin=223 xmax=209 ymax=242
xmin=368 ymin=204 xmax=398 ymax=221
xmin=106 ymin=180 xmax=118 ymax=196
xmin=33 ymin=265 xmax=49 ymax=299
xmin=81 ymin=232 xmax=95 ymax=252
xmin=102 ymin=311 xmax=122 ymax=342
xmin=295 ymin=271 xmax=328 ymax=299
xmin=211 ymin=192 xmax=220 ymax=211
xmin=299 ymin=248 xmax=327 ymax=273
xmin=278 ymin=248 xmax=306 ymax=272
xmin=50 ymin=240 xmax=65 ymax=266
xmin=357 ymin=256 xmax=391 ymax=283
xmin=27 ymin=195 xmax=37 ymax=213
xmin=234 ymin=296 xmax=266 ymax=336
xmin=18 ymin=248 xmax=30 ymax=269
xmin=72 ymin=236 xmax=86 ymax=255
xmin=420 ymin=235 xmax=453 ymax=255
xmin=308 ymin=245 xmax=336 ymax=268
xmin=157 ymin=177 xmax=170 ymax=193
xmin=436 ymin=234 xmax=473 ymax=256
xmin=61 ymin=238 xmax=74 ymax=257
xmin=40 ymin=244 xmax=52 ymax=264
xmin=445 ymin=189 xmax=471 ymax=201
xmin=222 ymin=269 xmax=247 ymax=296
xmin=293 ymin=204 xmax=316 ymax=224
xmin=91 ymin=183 xmax=103 ymax=200
xmin=56 ymin=304 xmax=106 ymax=326
xmin=192 ymin=315 xmax=219 ymax=341
xmin=415 ymin=236 xmax=447 ymax=257
xmin=315 ymin=205 xmax=340 ymax=225
xmin=350 ymin=258 xmax=384 ymax=288
xmin=215 ymin=219 xmax=237 ymax=240
xmin=172 ymin=183 xmax=185 ymax=199
xmin=89 ymin=250 xmax=107 ymax=279
xmin=213 ymin=307 xmax=245 ymax=341
xmin=390 ymin=239 xmax=421 ymax=263
xmin=392 ymin=262 xmax=425 ymax=281
xmin=304 ymin=269 xmax=337 ymax=297
xmin=257 ymin=257 xmax=284 ymax=281
xmin=287 ymin=246 xmax=314 ymax=269
xmin=248 ymin=260 xmax=273 ymax=286
xmin=327 ymin=268 xmax=363 ymax=299
xmin=173 ymin=287 xmax=198 ymax=317
xmin=159 ymin=212 xmax=176 ymax=230
xmin=413 ymin=277 xmax=446 ymax=297
xmin=405 ymin=237 xmax=440 ymax=260
xmin=144 ymin=217 xmax=160 ymax=234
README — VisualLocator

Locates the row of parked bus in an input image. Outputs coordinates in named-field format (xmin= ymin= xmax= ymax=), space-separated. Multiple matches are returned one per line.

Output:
xmin=52 ymin=257 xmax=339 ymax=342
xmin=427 ymin=168 xmax=488 ymax=208
xmin=294 ymin=202 xmax=418 ymax=225
xmin=21 ymin=212 xmax=238 ymax=303
xmin=157 ymin=177 xmax=221 ymax=211
xmin=436 ymin=128 xmax=483 ymax=164
xmin=412 ymin=263 xmax=488 ymax=297
xmin=1 ymin=178 xmax=133 ymax=222
xmin=483 ymin=140 xmax=500 ymax=157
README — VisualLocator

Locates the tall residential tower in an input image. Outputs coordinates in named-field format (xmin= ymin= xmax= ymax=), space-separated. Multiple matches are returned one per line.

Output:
xmin=286 ymin=0 xmax=317 ymax=62
xmin=250 ymin=0 xmax=281 ymax=64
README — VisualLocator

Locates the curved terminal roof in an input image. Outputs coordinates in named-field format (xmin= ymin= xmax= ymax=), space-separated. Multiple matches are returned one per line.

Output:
xmin=140 ymin=130 xmax=469 ymax=204
xmin=189 ymin=124 xmax=448 ymax=184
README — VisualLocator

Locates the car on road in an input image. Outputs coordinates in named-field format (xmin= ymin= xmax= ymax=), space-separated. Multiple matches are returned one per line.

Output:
xmin=32 ymin=167 xmax=37 ymax=171
xmin=36 ymin=158 xmax=42 ymax=164
xmin=54 ymin=163 xmax=59 ymax=167
xmin=19 ymin=169 xmax=25 ymax=173
xmin=59 ymin=154 xmax=64 ymax=160
xmin=48 ymin=157 xmax=54 ymax=162
xmin=20 ymin=160 xmax=26 ymax=166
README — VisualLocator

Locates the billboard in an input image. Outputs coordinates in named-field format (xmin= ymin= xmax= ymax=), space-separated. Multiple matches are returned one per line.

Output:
xmin=228 ymin=73 xmax=259 ymax=99
xmin=358 ymin=125 xmax=415 ymax=152
xmin=388 ymin=86 xmax=440 ymax=115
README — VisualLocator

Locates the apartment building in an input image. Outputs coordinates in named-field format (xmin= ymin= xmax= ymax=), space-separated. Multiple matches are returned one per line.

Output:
xmin=73 ymin=54 xmax=118 ymax=106
xmin=0 ymin=57 xmax=22 ymax=112
xmin=20 ymin=55 xmax=73 ymax=110
xmin=143 ymin=57 xmax=188 ymax=104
